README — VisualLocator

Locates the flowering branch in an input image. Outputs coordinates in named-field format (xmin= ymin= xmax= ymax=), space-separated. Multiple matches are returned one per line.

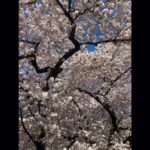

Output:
xmin=80 ymin=38 xmax=131 ymax=46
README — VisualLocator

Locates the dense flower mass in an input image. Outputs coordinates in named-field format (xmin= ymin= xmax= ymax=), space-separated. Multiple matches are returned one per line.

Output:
xmin=19 ymin=0 xmax=131 ymax=150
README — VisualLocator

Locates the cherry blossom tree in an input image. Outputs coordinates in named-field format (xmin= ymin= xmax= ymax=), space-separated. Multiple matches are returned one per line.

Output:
xmin=19 ymin=0 xmax=131 ymax=150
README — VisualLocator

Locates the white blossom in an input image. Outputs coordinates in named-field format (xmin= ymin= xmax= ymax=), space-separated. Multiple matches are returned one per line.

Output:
xmin=42 ymin=91 xmax=49 ymax=99
xmin=50 ymin=113 xmax=58 ymax=117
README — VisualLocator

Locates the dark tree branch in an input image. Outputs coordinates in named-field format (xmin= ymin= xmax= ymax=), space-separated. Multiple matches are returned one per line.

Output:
xmin=77 ymin=68 xmax=131 ymax=149
xmin=45 ymin=40 xmax=80 ymax=81
xmin=19 ymin=53 xmax=50 ymax=73
xmin=19 ymin=107 xmax=37 ymax=145
xmin=19 ymin=54 xmax=50 ymax=73
xmin=20 ymin=1 xmax=131 ymax=96
xmin=20 ymin=1 xmax=80 ymax=87
xmin=76 ymin=88 xmax=120 ymax=149
xmin=20 ymin=1 xmax=38 ymax=6
xmin=123 ymin=136 xmax=131 ymax=145
xmin=37 ymin=101 xmax=47 ymax=118
xmin=19 ymin=41 xmax=50 ymax=91
xmin=55 ymin=0 xmax=74 ymax=23
xmin=75 ymin=7 xmax=95 ymax=20
xmin=72 ymin=99 xmax=90 ymax=130
xmin=45 ymin=21 xmax=80 ymax=82
xmin=19 ymin=39 xmax=50 ymax=74
xmin=61 ymin=134 xmax=79 ymax=150
xmin=20 ymin=107 xmax=46 ymax=150
xmin=107 ymin=128 xmax=115 ymax=148
xmin=72 ymin=99 xmax=82 ymax=116
xmin=104 ymin=66 xmax=131 ymax=96
xmin=82 ymin=137 xmax=96 ymax=146
xmin=19 ymin=54 xmax=34 ymax=60
xmin=19 ymin=39 xmax=40 ymax=53
xmin=19 ymin=39 xmax=40 ymax=46
xmin=77 ymin=88 xmax=118 ymax=131
xmin=30 ymin=55 xmax=50 ymax=73
xmin=94 ymin=66 xmax=131 ymax=96
xmin=68 ymin=0 xmax=71 ymax=12
xmin=80 ymin=38 xmax=131 ymax=46
xmin=28 ymin=106 xmax=36 ymax=120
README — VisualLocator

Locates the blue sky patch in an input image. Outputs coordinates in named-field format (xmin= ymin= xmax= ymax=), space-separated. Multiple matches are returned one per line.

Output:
xmin=87 ymin=45 xmax=96 ymax=52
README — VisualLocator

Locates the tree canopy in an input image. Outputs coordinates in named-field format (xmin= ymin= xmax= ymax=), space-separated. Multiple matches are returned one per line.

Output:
xmin=19 ymin=0 xmax=131 ymax=149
